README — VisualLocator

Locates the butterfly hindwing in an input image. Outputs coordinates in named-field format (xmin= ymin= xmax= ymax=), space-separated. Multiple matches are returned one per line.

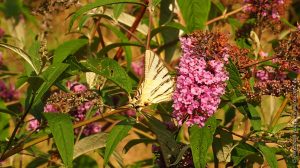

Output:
xmin=134 ymin=50 xmax=174 ymax=107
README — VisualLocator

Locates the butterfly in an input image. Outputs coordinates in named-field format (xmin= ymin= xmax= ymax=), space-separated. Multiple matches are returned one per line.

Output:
xmin=129 ymin=50 xmax=175 ymax=111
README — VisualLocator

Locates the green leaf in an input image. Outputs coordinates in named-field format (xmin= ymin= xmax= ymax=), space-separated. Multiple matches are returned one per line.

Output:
xmin=247 ymin=103 xmax=261 ymax=131
xmin=97 ymin=42 xmax=143 ymax=58
xmin=232 ymin=143 xmax=262 ymax=166
xmin=102 ymin=24 xmax=133 ymax=68
xmin=73 ymin=155 xmax=98 ymax=168
xmin=190 ymin=117 xmax=218 ymax=168
xmin=104 ymin=119 xmax=133 ymax=166
xmin=159 ymin=0 xmax=180 ymax=62
xmin=84 ymin=58 xmax=132 ymax=93
xmin=176 ymin=0 xmax=211 ymax=32
xmin=269 ymin=122 xmax=288 ymax=134
xmin=0 ymin=100 xmax=16 ymax=116
xmin=69 ymin=0 xmax=145 ymax=30
xmin=112 ymin=3 xmax=125 ymax=19
xmin=145 ymin=114 xmax=180 ymax=167
xmin=0 ymin=43 xmax=39 ymax=74
xmin=226 ymin=60 xmax=243 ymax=97
xmin=34 ymin=63 xmax=69 ymax=104
xmin=53 ymin=39 xmax=88 ymax=64
xmin=152 ymin=0 xmax=161 ymax=7
xmin=213 ymin=128 xmax=233 ymax=163
xmin=44 ymin=113 xmax=74 ymax=167
xmin=28 ymin=40 xmax=41 ymax=73
xmin=151 ymin=22 xmax=187 ymax=39
xmin=27 ymin=76 xmax=44 ymax=92
xmin=123 ymin=138 xmax=155 ymax=153
xmin=73 ymin=133 xmax=108 ymax=159
xmin=0 ymin=113 xmax=10 ymax=141
xmin=258 ymin=144 xmax=278 ymax=168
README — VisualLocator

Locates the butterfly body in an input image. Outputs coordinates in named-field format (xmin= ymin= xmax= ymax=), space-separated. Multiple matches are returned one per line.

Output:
xmin=129 ymin=50 xmax=175 ymax=111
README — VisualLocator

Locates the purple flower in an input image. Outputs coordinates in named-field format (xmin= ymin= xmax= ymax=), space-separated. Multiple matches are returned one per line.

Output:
xmin=172 ymin=32 xmax=229 ymax=127
xmin=0 ymin=80 xmax=19 ymax=102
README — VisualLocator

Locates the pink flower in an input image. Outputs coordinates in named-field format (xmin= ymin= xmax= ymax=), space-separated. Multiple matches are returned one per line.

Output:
xmin=66 ymin=81 xmax=87 ymax=92
xmin=172 ymin=33 xmax=229 ymax=127
xmin=28 ymin=118 xmax=40 ymax=131
xmin=44 ymin=104 xmax=58 ymax=112
xmin=259 ymin=51 xmax=268 ymax=58
xmin=131 ymin=59 xmax=144 ymax=77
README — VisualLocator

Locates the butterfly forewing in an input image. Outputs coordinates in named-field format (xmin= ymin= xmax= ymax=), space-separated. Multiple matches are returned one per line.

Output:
xmin=136 ymin=50 xmax=175 ymax=106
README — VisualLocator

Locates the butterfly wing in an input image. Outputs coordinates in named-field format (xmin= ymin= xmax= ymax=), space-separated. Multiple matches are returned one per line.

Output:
xmin=134 ymin=50 xmax=175 ymax=106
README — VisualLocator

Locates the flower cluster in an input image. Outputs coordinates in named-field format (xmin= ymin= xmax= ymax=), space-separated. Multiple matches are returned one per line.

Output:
xmin=0 ymin=80 xmax=19 ymax=102
xmin=243 ymin=0 xmax=289 ymax=21
xmin=28 ymin=82 xmax=102 ymax=136
xmin=237 ymin=0 xmax=290 ymax=37
xmin=172 ymin=31 xmax=229 ymax=127
xmin=242 ymin=29 xmax=300 ymax=101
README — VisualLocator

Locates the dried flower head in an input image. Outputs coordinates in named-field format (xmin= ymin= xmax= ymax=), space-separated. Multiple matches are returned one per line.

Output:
xmin=172 ymin=31 xmax=230 ymax=127
xmin=28 ymin=82 xmax=103 ymax=136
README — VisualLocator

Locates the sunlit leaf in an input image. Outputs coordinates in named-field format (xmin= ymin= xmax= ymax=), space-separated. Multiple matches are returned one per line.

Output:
xmin=69 ymin=0 xmax=145 ymax=30
xmin=73 ymin=133 xmax=108 ymax=159
xmin=112 ymin=3 xmax=124 ymax=19
xmin=177 ymin=0 xmax=211 ymax=32
xmin=84 ymin=58 xmax=132 ymax=93
xmin=0 ymin=43 xmax=39 ymax=74
xmin=258 ymin=144 xmax=278 ymax=168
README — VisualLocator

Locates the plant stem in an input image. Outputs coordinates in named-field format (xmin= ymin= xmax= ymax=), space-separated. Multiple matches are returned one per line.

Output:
xmin=269 ymin=96 xmax=289 ymax=128
xmin=240 ymin=56 xmax=277 ymax=69
xmin=114 ymin=1 xmax=148 ymax=60
xmin=0 ymin=93 xmax=35 ymax=160
xmin=205 ymin=4 xmax=249 ymax=25
xmin=146 ymin=0 xmax=152 ymax=50
xmin=0 ymin=107 xmax=128 ymax=160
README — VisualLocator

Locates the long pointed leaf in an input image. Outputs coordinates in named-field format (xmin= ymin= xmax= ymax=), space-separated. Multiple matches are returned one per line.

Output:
xmin=73 ymin=133 xmax=108 ymax=159
xmin=190 ymin=117 xmax=218 ymax=168
xmin=104 ymin=119 xmax=133 ymax=166
xmin=0 ymin=43 xmax=39 ymax=74
xmin=69 ymin=0 xmax=145 ymax=30
xmin=44 ymin=113 xmax=74 ymax=167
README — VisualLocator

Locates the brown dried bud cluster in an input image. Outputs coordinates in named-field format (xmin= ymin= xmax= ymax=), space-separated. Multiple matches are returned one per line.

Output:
xmin=46 ymin=90 xmax=102 ymax=114
xmin=32 ymin=0 xmax=79 ymax=33
xmin=184 ymin=31 xmax=232 ymax=61
xmin=274 ymin=30 xmax=300 ymax=63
